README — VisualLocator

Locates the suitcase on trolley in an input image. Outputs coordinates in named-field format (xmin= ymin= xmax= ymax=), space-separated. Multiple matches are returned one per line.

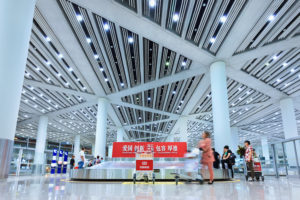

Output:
xmin=244 ymin=160 xmax=264 ymax=181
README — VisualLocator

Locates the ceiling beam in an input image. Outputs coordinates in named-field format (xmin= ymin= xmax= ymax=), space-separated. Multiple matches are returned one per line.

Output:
xmin=217 ymin=0 xmax=272 ymax=58
xmin=108 ymin=62 xmax=208 ymax=99
xmin=226 ymin=67 xmax=286 ymax=99
xmin=229 ymin=35 xmax=300 ymax=67
xmin=239 ymin=129 xmax=283 ymax=141
xmin=36 ymin=0 xmax=123 ymax=128
xmin=111 ymin=100 xmax=179 ymax=118
xmin=70 ymin=0 xmax=215 ymax=66
xmin=23 ymin=79 xmax=97 ymax=100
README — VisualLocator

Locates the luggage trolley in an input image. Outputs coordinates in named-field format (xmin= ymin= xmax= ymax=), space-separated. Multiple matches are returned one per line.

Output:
xmin=244 ymin=159 xmax=264 ymax=181
xmin=133 ymin=151 xmax=155 ymax=184
xmin=172 ymin=149 xmax=204 ymax=185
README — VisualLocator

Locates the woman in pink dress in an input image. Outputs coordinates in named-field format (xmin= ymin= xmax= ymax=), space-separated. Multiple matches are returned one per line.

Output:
xmin=198 ymin=131 xmax=214 ymax=184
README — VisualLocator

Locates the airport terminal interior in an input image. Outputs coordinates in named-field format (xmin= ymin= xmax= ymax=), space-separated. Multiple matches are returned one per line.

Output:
xmin=1 ymin=0 xmax=300 ymax=199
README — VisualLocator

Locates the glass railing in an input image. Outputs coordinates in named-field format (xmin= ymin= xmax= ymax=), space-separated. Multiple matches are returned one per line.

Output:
xmin=271 ymin=136 xmax=300 ymax=178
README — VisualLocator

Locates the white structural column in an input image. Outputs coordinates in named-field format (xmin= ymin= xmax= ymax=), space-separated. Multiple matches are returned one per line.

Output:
xmin=179 ymin=116 xmax=188 ymax=143
xmin=280 ymin=98 xmax=299 ymax=166
xmin=34 ymin=116 xmax=48 ymax=165
xmin=117 ymin=127 xmax=125 ymax=142
xmin=92 ymin=143 xmax=95 ymax=157
xmin=230 ymin=127 xmax=239 ymax=154
xmin=74 ymin=135 xmax=80 ymax=165
xmin=261 ymin=137 xmax=270 ymax=164
xmin=210 ymin=61 xmax=231 ymax=153
xmin=0 ymin=0 xmax=36 ymax=178
xmin=167 ymin=134 xmax=175 ymax=142
xmin=95 ymin=98 xmax=109 ymax=159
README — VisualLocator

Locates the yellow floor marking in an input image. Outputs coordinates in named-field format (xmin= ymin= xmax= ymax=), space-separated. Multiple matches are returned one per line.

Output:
xmin=122 ymin=182 xmax=183 ymax=185
xmin=60 ymin=179 xmax=240 ymax=184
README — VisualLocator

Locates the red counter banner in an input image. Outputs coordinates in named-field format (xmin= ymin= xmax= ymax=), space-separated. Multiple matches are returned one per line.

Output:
xmin=136 ymin=160 xmax=153 ymax=171
xmin=112 ymin=142 xmax=187 ymax=158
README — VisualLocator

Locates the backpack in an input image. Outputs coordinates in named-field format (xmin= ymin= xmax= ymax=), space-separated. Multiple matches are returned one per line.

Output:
xmin=229 ymin=153 xmax=236 ymax=164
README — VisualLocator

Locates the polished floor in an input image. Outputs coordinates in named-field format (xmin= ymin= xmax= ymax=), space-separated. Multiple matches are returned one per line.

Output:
xmin=1 ymin=175 xmax=300 ymax=200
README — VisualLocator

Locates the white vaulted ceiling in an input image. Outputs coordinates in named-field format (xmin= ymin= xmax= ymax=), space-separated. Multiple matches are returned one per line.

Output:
xmin=15 ymin=0 xmax=300 ymax=147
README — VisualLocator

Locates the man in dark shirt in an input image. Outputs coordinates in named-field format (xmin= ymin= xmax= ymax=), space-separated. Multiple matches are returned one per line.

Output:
xmin=70 ymin=155 xmax=75 ymax=169
xmin=212 ymin=148 xmax=220 ymax=169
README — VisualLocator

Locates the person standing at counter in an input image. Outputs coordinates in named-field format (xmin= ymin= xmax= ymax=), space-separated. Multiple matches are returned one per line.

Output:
xmin=70 ymin=155 xmax=75 ymax=169
xmin=212 ymin=148 xmax=220 ymax=169
xmin=78 ymin=147 xmax=85 ymax=169
xmin=244 ymin=140 xmax=255 ymax=181
xmin=198 ymin=131 xmax=214 ymax=184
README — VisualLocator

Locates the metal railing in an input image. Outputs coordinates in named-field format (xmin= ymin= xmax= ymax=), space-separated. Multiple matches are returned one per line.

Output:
xmin=271 ymin=136 xmax=300 ymax=178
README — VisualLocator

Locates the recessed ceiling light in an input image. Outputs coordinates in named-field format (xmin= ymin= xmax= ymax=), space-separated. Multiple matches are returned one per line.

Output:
xmin=120 ymin=82 xmax=124 ymax=87
xmin=128 ymin=37 xmax=134 ymax=44
xmin=76 ymin=14 xmax=83 ymax=22
xmin=290 ymin=68 xmax=295 ymax=73
xmin=46 ymin=61 xmax=51 ymax=65
xmin=272 ymin=55 xmax=278 ymax=60
xmin=220 ymin=15 xmax=227 ymax=23
xmin=282 ymin=62 xmax=288 ymax=67
xmin=86 ymin=38 xmax=91 ymax=43
xmin=182 ymin=61 xmax=187 ymax=66
xmin=209 ymin=37 xmax=216 ymax=43
xmin=104 ymin=78 xmax=109 ymax=82
xmin=58 ymin=53 xmax=63 ymax=59
xmin=268 ymin=14 xmax=275 ymax=21
xmin=147 ymin=97 xmax=151 ymax=101
xmin=45 ymin=36 xmax=51 ymax=42
xmin=172 ymin=13 xmax=179 ymax=22
xmin=276 ymin=78 xmax=281 ymax=83
xmin=149 ymin=0 xmax=156 ymax=8
xmin=165 ymin=61 xmax=170 ymax=66
xmin=94 ymin=54 xmax=99 ymax=59
xmin=103 ymin=23 xmax=110 ymax=31
xmin=172 ymin=91 xmax=176 ymax=94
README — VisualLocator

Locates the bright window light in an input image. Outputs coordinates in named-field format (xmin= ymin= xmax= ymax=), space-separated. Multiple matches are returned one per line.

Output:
xmin=172 ymin=91 xmax=176 ymax=94
xmin=209 ymin=37 xmax=216 ymax=43
xmin=120 ymin=82 xmax=124 ymax=87
xmin=76 ymin=14 xmax=83 ymax=22
xmin=128 ymin=37 xmax=134 ymax=44
xmin=268 ymin=14 xmax=275 ymax=21
xmin=172 ymin=13 xmax=180 ymax=22
xmin=103 ymin=23 xmax=110 ymax=31
xmin=149 ymin=0 xmax=156 ymax=8
xmin=220 ymin=15 xmax=227 ymax=23
xmin=147 ymin=97 xmax=151 ymax=101
xmin=165 ymin=61 xmax=170 ymax=66
xmin=182 ymin=61 xmax=187 ymax=66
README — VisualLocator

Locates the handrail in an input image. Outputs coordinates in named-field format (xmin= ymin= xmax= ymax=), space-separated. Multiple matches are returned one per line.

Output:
xmin=270 ymin=135 xmax=300 ymax=145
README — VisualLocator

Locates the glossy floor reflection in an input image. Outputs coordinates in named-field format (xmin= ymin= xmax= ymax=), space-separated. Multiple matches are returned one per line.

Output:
xmin=1 ymin=175 xmax=300 ymax=200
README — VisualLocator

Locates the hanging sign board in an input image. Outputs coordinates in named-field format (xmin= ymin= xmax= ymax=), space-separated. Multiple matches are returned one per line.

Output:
xmin=112 ymin=142 xmax=187 ymax=158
